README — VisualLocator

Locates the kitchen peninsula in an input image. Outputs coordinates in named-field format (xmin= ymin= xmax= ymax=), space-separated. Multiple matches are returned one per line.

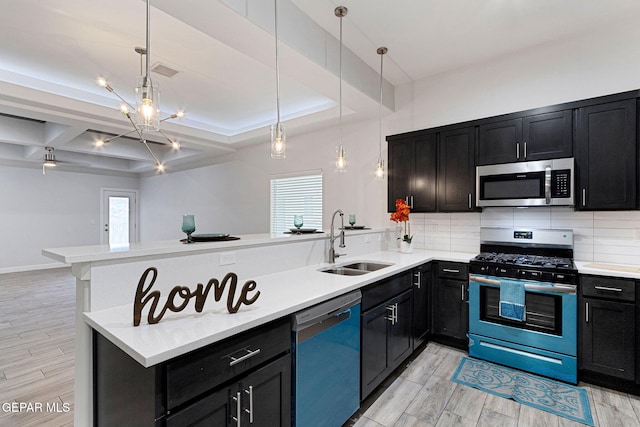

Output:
xmin=43 ymin=229 xmax=475 ymax=425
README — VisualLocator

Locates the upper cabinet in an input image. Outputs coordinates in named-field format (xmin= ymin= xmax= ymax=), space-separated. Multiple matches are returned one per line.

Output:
xmin=438 ymin=126 xmax=476 ymax=211
xmin=388 ymin=127 xmax=475 ymax=213
xmin=388 ymin=133 xmax=437 ymax=212
xmin=477 ymin=110 xmax=573 ymax=165
xmin=575 ymin=99 xmax=637 ymax=210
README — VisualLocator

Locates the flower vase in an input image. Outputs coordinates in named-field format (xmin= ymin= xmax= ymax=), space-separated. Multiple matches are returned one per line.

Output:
xmin=400 ymin=240 xmax=414 ymax=254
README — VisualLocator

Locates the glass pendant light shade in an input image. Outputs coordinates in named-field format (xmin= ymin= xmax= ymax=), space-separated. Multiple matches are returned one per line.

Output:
xmin=375 ymin=158 xmax=384 ymax=179
xmin=271 ymin=122 xmax=286 ymax=159
xmin=135 ymin=76 xmax=160 ymax=131
xmin=335 ymin=145 xmax=347 ymax=172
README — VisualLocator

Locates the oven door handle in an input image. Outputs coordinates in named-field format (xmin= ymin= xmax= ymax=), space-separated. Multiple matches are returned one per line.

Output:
xmin=469 ymin=275 xmax=576 ymax=294
xmin=469 ymin=275 xmax=500 ymax=285
xmin=524 ymin=284 xmax=576 ymax=294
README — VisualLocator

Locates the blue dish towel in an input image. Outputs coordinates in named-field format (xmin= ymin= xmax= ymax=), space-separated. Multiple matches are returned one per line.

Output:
xmin=499 ymin=279 xmax=526 ymax=321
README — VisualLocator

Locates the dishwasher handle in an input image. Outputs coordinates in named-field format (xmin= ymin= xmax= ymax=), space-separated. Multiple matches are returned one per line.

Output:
xmin=293 ymin=290 xmax=361 ymax=330
xmin=295 ymin=308 xmax=353 ymax=344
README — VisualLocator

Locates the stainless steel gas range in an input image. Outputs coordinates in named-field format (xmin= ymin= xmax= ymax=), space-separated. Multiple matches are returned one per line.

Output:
xmin=468 ymin=227 xmax=578 ymax=384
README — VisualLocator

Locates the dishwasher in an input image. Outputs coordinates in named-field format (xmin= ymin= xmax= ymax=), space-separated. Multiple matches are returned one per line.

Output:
xmin=292 ymin=290 xmax=361 ymax=427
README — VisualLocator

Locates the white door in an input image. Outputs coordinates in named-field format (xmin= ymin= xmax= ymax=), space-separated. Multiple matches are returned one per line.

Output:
xmin=101 ymin=189 xmax=138 ymax=246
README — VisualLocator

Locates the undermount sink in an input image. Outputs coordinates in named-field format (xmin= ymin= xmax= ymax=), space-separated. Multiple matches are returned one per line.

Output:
xmin=341 ymin=261 xmax=394 ymax=272
xmin=321 ymin=267 xmax=368 ymax=276
xmin=319 ymin=261 xmax=394 ymax=276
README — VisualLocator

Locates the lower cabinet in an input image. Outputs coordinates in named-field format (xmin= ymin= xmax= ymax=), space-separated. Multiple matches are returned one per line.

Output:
xmin=433 ymin=262 xmax=469 ymax=349
xmin=579 ymin=274 xmax=639 ymax=392
xmin=166 ymin=354 xmax=291 ymax=427
xmin=361 ymin=271 xmax=413 ymax=400
xmin=412 ymin=263 xmax=432 ymax=348
xmin=94 ymin=317 xmax=291 ymax=427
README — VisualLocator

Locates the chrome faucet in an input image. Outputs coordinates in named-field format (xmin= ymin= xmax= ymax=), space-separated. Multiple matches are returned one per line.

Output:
xmin=329 ymin=209 xmax=346 ymax=263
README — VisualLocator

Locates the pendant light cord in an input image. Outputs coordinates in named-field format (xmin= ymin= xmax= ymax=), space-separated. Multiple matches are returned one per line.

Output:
xmin=339 ymin=10 xmax=343 ymax=144
xmin=145 ymin=0 xmax=151 ymax=82
xmin=378 ymin=50 xmax=383 ymax=158
xmin=275 ymin=0 xmax=281 ymax=124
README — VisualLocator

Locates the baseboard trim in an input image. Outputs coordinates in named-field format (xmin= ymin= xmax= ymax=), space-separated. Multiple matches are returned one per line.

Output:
xmin=0 ymin=263 xmax=69 ymax=275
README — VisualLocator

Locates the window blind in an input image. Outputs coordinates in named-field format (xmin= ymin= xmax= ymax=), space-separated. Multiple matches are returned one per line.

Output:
xmin=270 ymin=172 xmax=323 ymax=234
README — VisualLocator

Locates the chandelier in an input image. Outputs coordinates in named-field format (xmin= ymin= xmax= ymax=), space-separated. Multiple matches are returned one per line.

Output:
xmin=95 ymin=0 xmax=183 ymax=172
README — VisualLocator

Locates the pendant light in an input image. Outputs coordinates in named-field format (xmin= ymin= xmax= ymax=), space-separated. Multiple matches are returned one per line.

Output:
xmin=95 ymin=0 xmax=184 ymax=171
xmin=335 ymin=6 xmax=348 ymax=173
xmin=271 ymin=0 xmax=286 ymax=159
xmin=375 ymin=47 xmax=387 ymax=180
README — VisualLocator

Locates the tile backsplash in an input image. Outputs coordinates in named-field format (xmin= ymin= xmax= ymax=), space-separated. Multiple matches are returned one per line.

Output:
xmin=410 ymin=207 xmax=640 ymax=265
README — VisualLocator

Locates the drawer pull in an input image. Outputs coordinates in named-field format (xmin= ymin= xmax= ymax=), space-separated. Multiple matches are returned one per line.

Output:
xmin=229 ymin=348 xmax=262 ymax=366
xmin=442 ymin=268 xmax=460 ymax=274
xmin=594 ymin=286 xmax=623 ymax=293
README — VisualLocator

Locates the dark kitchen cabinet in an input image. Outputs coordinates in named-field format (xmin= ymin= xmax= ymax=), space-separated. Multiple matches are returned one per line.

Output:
xmin=412 ymin=263 xmax=432 ymax=349
xmin=579 ymin=275 xmax=638 ymax=391
xmin=361 ymin=271 xmax=413 ymax=399
xmin=433 ymin=262 xmax=469 ymax=349
xmin=167 ymin=354 xmax=291 ymax=427
xmin=477 ymin=110 xmax=573 ymax=165
xmin=575 ymin=99 xmax=637 ymax=210
xmin=94 ymin=317 xmax=291 ymax=427
xmin=387 ymin=132 xmax=437 ymax=212
xmin=438 ymin=126 xmax=476 ymax=211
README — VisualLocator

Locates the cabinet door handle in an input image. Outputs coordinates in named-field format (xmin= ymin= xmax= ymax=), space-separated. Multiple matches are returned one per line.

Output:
xmin=523 ymin=141 xmax=527 ymax=159
xmin=244 ymin=386 xmax=254 ymax=423
xmin=232 ymin=392 xmax=242 ymax=427
xmin=516 ymin=142 xmax=520 ymax=159
xmin=594 ymin=286 xmax=623 ymax=292
xmin=414 ymin=271 xmax=421 ymax=288
xmin=582 ymin=188 xmax=586 ymax=207
xmin=394 ymin=303 xmax=398 ymax=324
xmin=442 ymin=268 xmax=460 ymax=273
xmin=461 ymin=284 xmax=465 ymax=302
xmin=410 ymin=196 xmax=414 ymax=209
xmin=229 ymin=348 xmax=262 ymax=366
xmin=468 ymin=193 xmax=472 ymax=210
xmin=386 ymin=305 xmax=395 ymax=324
xmin=585 ymin=302 xmax=589 ymax=323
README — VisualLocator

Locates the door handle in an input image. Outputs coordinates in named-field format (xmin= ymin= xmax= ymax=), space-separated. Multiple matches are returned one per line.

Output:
xmin=414 ymin=271 xmax=421 ymax=288
xmin=585 ymin=302 xmax=589 ymax=323
xmin=244 ymin=386 xmax=254 ymax=423
xmin=232 ymin=391 xmax=242 ymax=427
xmin=461 ymin=284 xmax=465 ymax=302
xmin=523 ymin=141 xmax=527 ymax=159
xmin=516 ymin=142 xmax=520 ymax=159
xmin=544 ymin=165 xmax=552 ymax=204
xmin=582 ymin=188 xmax=586 ymax=207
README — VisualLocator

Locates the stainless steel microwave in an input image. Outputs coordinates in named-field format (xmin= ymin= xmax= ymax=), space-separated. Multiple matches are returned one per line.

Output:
xmin=476 ymin=158 xmax=574 ymax=207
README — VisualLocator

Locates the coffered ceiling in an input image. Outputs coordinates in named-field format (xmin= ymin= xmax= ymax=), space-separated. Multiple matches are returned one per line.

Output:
xmin=1 ymin=0 xmax=639 ymax=175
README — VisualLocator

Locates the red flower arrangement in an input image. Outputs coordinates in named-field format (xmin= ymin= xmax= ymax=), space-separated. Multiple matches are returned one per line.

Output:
xmin=390 ymin=199 xmax=412 ymax=243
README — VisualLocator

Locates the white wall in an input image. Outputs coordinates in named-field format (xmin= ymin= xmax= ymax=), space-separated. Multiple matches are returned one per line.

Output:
xmin=0 ymin=166 xmax=139 ymax=272
xmin=140 ymin=122 xmax=388 ymax=240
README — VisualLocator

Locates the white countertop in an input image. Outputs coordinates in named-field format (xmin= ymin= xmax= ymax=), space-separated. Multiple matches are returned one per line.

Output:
xmin=84 ymin=249 xmax=475 ymax=367
xmin=42 ymin=231 xmax=339 ymax=264
xmin=574 ymin=260 xmax=640 ymax=280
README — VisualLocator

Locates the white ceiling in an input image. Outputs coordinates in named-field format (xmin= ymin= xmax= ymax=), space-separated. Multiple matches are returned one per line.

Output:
xmin=1 ymin=0 xmax=639 ymax=175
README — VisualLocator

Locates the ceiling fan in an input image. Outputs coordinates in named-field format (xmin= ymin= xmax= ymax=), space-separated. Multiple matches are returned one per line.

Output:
xmin=42 ymin=146 xmax=76 ymax=174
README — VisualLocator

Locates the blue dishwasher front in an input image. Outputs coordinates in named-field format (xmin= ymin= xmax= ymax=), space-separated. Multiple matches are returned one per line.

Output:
xmin=292 ymin=290 xmax=361 ymax=427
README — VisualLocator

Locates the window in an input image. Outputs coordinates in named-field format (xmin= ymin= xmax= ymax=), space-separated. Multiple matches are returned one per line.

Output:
xmin=270 ymin=171 xmax=323 ymax=234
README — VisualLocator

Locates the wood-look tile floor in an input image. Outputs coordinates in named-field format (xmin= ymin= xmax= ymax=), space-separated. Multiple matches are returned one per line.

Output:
xmin=349 ymin=343 xmax=640 ymax=427
xmin=1 ymin=269 xmax=640 ymax=427
xmin=0 ymin=268 xmax=74 ymax=426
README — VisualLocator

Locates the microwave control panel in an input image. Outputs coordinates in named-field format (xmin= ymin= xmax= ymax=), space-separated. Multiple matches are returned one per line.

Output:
xmin=551 ymin=170 xmax=571 ymax=198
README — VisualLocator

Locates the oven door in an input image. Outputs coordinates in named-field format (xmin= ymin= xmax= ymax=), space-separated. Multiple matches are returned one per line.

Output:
xmin=468 ymin=273 xmax=578 ymax=383
xmin=468 ymin=274 xmax=577 ymax=356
